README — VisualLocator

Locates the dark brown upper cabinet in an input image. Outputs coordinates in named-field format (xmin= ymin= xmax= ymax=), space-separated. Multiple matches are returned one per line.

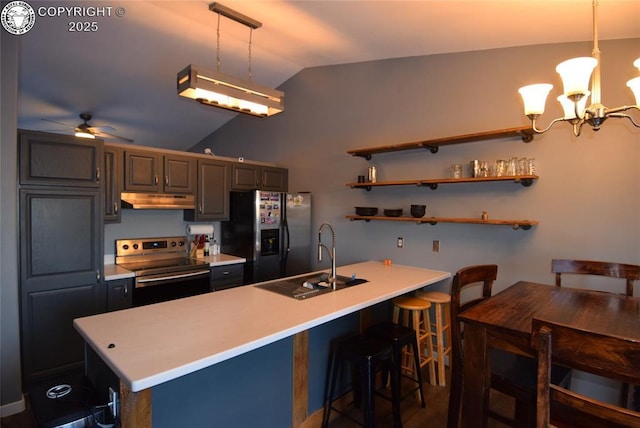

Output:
xmin=19 ymin=130 xmax=103 ymax=188
xmin=184 ymin=158 xmax=230 ymax=221
xmin=123 ymin=149 xmax=195 ymax=194
xmin=231 ymin=164 xmax=288 ymax=192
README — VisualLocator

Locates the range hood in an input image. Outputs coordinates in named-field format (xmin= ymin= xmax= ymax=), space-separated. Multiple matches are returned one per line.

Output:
xmin=121 ymin=192 xmax=196 ymax=209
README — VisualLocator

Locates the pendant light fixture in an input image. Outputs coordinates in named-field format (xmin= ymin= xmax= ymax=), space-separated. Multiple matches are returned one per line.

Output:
xmin=518 ymin=0 xmax=640 ymax=137
xmin=177 ymin=2 xmax=284 ymax=117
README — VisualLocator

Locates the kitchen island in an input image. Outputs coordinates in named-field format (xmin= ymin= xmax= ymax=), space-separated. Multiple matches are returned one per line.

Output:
xmin=74 ymin=261 xmax=450 ymax=427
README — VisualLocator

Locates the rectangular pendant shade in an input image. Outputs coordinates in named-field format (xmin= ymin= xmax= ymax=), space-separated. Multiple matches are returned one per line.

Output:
xmin=177 ymin=64 xmax=284 ymax=117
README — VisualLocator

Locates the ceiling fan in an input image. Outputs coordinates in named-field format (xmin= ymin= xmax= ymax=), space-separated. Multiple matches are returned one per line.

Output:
xmin=42 ymin=113 xmax=134 ymax=143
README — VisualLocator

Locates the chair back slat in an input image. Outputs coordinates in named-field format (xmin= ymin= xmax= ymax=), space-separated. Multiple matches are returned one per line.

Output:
xmin=551 ymin=259 xmax=640 ymax=297
xmin=532 ymin=318 xmax=640 ymax=428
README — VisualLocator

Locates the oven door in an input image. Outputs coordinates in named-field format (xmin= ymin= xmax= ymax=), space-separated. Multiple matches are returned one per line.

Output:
xmin=133 ymin=268 xmax=211 ymax=307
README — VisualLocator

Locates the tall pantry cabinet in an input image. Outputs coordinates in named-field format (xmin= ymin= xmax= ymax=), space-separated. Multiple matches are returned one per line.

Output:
xmin=18 ymin=130 xmax=104 ymax=387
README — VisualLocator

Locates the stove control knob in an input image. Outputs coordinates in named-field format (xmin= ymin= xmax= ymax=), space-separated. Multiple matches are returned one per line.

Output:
xmin=171 ymin=241 xmax=177 ymax=247
xmin=178 ymin=241 xmax=185 ymax=246
xmin=133 ymin=244 xmax=139 ymax=250
xmin=122 ymin=244 xmax=129 ymax=250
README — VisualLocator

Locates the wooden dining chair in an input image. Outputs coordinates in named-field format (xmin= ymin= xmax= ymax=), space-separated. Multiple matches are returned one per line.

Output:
xmin=551 ymin=259 xmax=640 ymax=297
xmin=448 ymin=264 xmax=571 ymax=428
xmin=552 ymin=258 xmax=640 ymax=409
xmin=531 ymin=318 xmax=640 ymax=428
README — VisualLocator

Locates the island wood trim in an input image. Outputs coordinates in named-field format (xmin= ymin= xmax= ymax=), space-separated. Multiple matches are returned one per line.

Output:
xmin=120 ymin=380 xmax=152 ymax=428
xmin=292 ymin=331 xmax=309 ymax=427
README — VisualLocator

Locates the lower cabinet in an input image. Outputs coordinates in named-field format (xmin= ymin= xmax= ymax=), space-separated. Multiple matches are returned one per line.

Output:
xmin=210 ymin=264 xmax=244 ymax=291
xmin=107 ymin=278 xmax=133 ymax=311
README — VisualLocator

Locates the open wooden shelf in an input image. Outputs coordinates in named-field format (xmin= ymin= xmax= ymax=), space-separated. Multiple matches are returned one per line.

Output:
xmin=347 ymin=175 xmax=538 ymax=190
xmin=346 ymin=215 xmax=538 ymax=230
xmin=347 ymin=126 xmax=534 ymax=159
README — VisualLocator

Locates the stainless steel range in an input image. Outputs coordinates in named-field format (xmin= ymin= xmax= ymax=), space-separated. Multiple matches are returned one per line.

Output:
xmin=115 ymin=236 xmax=211 ymax=306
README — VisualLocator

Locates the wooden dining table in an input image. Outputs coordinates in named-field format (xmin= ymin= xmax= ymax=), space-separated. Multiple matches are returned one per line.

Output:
xmin=457 ymin=280 xmax=640 ymax=428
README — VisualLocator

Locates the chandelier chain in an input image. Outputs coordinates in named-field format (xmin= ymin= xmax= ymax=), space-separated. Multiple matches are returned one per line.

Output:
xmin=216 ymin=13 xmax=221 ymax=72
xmin=248 ymin=28 xmax=253 ymax=81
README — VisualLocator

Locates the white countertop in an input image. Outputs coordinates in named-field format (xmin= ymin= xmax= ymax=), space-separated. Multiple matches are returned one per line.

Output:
xmin=103 ymin=253 xmax=246 ymax=281
xmin=75 ymin=261 xmax=450 ymax=392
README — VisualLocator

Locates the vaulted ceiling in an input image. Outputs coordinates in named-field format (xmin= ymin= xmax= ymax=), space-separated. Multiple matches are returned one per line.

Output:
xmin=16 ymin=0 xmax=640 ymax=150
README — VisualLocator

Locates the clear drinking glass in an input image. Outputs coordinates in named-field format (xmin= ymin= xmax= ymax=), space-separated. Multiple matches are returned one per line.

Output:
xmin=517 ymin=158 xmax=528 ymax=175
xmin=527 ymin=158 xmax=536 ymax=175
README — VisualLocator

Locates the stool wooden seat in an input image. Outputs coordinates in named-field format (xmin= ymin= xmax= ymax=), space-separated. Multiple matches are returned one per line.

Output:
xmin=366 ymin=321 xmax=426 ymax=407
xmin=415 ymin=290 xmax=452 ymax=386
xmin=392 ymin=296 xmax=436 ymax=387
xmin=322 ymin=335 xmax=402 ymax=428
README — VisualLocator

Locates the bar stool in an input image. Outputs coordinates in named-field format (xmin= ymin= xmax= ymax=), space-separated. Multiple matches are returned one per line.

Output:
xmin=366 ymin=321 xmax=426 ymax=407
xmin=322 ymin=334 xmax=402 ymax=428
xmin=392 ymin=296 xmax=436 ymax=387
xmin=415 ymin=290 xmax=451 ymax=386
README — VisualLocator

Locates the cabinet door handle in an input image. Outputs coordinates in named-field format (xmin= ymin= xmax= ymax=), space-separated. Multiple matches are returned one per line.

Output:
xmin=96 ymin=167 xmax=101 ymax=182
xmin=165 ymin=176 xmax=169 ymax=186
xmin=154 ymin=175 xmax=159 ymax=185
xmin=96 ymin=270 xmax=101 ymax=281
xmin=199 ymin=203 xmax=203 ymax=214
xmin=114 ymin=202 xmax=118 ymax=214
xmin=124 ymin=283 xmax=128 ymax=296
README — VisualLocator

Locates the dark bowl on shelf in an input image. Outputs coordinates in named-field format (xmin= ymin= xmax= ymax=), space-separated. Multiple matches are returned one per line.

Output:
xmin=410 ymin=204 xmax=426 ymax=218
xmin=355 ymin=207 xmax=378 ymax=216
xmin=384 ymin=209 xmax=403 ymax=217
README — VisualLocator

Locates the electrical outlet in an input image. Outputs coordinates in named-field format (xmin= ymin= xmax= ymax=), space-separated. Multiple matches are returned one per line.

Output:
xmin=108 ymin=387 xmax=119 ymax=418
xmin=433 ymin=240 xmax=440 ymax=252
xmin=397 ymin=237 xmax=404 ymax=248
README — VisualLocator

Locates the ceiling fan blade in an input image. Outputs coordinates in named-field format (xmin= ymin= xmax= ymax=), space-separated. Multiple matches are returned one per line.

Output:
xmin=41 ymin=118 xmax=76 ymax=128
xmin=92 ymin=130 xmax=134 ymax=143
xmin=88 ymin=125 xmax=117 ymax=132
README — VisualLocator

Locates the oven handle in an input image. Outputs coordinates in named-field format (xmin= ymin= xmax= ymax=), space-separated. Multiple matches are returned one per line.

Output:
xmin=136 ymin=269 xmax=211 ymax=288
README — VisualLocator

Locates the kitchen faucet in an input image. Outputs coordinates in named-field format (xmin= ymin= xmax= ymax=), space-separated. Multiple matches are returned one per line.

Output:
xmin=317 ymin=223 xmax=337 ymax=290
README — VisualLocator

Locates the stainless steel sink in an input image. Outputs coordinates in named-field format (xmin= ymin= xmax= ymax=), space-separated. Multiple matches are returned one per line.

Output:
xmin=255 ymin=273 xmax=368 ymax=300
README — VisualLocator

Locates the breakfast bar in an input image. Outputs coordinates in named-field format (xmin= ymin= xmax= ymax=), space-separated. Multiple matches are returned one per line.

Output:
xmin=74 ymin=260 xmax=450 ymax=427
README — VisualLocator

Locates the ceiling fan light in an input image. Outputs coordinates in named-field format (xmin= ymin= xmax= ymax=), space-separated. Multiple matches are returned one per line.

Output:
xmin=634 ymin=57 xmax=640 ymax=72
xmin=626 ymin=76 xmax=640 ymax=106
xmin=518 ymin=84 xmax=553 ymax=116
xmin=555 ymin=57 xmax=597 ymax=99
xmin=74 ymin=129 xmax=95 ymax=139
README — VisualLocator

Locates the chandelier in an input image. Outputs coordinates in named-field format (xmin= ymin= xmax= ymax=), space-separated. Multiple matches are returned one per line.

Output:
xmin=518 ymin=1 xmax=640 ymax=137
xmin=177 ymin=3 xmax=284 ymax=117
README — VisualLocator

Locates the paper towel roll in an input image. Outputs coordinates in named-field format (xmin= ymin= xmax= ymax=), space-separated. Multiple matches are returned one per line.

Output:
xmin=186 ymin=224 xmax=214 ymax=235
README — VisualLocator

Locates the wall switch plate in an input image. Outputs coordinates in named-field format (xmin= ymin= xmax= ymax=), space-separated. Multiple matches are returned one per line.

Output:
xmin=397 ymin=237 xmax=404 ymax=248
xmin=109 ymin=387 xmax=119 ymax=418
xmin=433 ymin=240 xmax=440 ymax=252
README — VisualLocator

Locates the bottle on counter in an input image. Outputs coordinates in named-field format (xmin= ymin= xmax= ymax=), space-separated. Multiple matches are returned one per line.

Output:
xmin=212 ymin=239 xmax=220 ymax=256
xmin=204 ymin=235 xmax=210 ymax=256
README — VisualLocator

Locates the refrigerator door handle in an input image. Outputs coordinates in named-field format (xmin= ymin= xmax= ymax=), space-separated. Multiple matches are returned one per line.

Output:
xmin=281 ymin=198 xmax=290 ymax=276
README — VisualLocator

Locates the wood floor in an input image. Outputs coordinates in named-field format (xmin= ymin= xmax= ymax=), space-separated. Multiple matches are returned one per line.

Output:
xmin=1 ymin=368 xmax=513 ymax=428
xmin=321 ymin=367 xmax=513 ymax=428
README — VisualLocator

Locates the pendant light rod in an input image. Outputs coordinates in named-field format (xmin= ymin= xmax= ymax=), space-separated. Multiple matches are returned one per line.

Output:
xmin=209 ymin=2 xmax=262 ymax=30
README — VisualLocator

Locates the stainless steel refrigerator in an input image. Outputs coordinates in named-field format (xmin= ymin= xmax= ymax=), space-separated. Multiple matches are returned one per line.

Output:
xmin=221 ymin=191 xmax=312 ymax=284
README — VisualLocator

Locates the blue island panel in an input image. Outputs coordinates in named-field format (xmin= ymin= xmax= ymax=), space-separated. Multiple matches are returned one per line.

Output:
xmin=153 ymin=336 xmax=293 ymax=428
